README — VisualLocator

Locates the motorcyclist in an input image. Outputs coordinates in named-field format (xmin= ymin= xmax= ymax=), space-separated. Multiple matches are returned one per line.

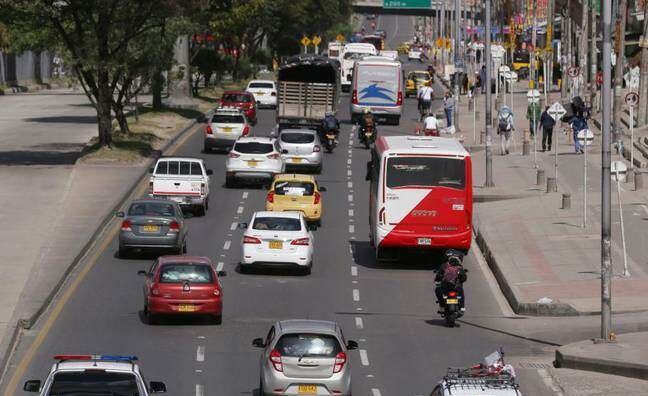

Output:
xmin=320 ymin=111 xmax=340 ymax=142
xmin=435 ymin=249 xmax=468 ymax=316
xmin=359 ymin=108 xmax=378 ymax=144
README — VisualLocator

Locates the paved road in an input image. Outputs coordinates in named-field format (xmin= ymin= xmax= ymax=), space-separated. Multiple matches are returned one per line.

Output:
xmin=1 ymin=15 xmax=561 ymax=396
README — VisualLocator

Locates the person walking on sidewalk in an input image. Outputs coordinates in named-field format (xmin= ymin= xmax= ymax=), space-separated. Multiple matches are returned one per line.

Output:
xmin=497 ymin=105 xmax=514 ymax=155
xmin=526 ymin=101 xmax=541 ymax=137
xmin=443 ymin=91 xmax=455 ymax=127
xmin=540 ymin=106 xmax=555 ymax=152
xmin=479 ymin=65 xmax=487 ymax=94
xmin=570 ymin=114 xmax=588 ymax=154
xmin=417 ymin=82 xmax=434 ymax=121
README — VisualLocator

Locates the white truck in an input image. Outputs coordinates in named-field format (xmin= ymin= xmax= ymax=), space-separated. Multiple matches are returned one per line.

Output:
xmin=340 ymin=43 xmax=377 ymax=92
xmin=149 ymin=157 xmax=212 ymax=216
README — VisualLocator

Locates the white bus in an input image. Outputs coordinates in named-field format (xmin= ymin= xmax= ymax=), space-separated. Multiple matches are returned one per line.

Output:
xmin=340 ymin=43 xmax=377 ymax=92
xmin=350 ymin=58 xmax=403 ymax=125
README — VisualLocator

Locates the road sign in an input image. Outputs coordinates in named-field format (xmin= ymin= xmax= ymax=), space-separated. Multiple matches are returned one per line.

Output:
xmin=336 ymin=34 xmax=345 ymax=43
xmin=498 ymin=65 xmax=510 ymax=74
xmin=625 ymin=91 xmax=640 ymax=107
xmin=576 ymin=129 xmax=594 ymax=146
xmin=312 ymin=35 xmax=321 ymax=46
xmin=547 ymin=101 xmax=567 ymax=121
xmin=611 ymin=160 xmax=628 ymax=182
xmin=526 ymin=89 xmax=540 ymax=103
xmin=383 ymin=0 xmax=431 ymax=8
xmin=504 ymin=71 xmax=518 ymax=82
xmin=567 ymin=66 xmax=580 ymax=78
xmin=300 ymin=36 xmax=311 ymax=47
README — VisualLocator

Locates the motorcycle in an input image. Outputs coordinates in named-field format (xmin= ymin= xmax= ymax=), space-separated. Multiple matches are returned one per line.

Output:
xmin=439 ymin=288 xmax=462 ymax=328
xmin=360 ymin=125 xmax=376 ymax=149
xmin=324 ymin=132 xmax=337 ymax=153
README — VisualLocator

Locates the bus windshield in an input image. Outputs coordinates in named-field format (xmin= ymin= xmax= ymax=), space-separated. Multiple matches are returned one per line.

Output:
xmin=386 ymin=156 xmax=465 ymax=189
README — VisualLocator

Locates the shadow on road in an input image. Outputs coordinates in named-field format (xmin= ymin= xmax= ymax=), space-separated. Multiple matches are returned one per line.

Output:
xmin=0 ymin=150 xmax=81 ymax=165
xmin=350 ymin=240 xmax=441 ymax=270
xmin=25 ymin=115 xmax=97 ymax=124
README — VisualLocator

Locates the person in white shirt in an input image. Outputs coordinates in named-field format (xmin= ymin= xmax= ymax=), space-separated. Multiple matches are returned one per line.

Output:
xmin=422 ymin=112 xmax=439 ymax=136
xmin=417 ymin=82 xmax=434 ymax=121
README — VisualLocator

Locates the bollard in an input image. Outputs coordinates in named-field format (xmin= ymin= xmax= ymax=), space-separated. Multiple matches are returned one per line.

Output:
xmin=480 ymin=130 xmax=486 ymax=144
xmin=546 ymin=176 xmax=557 ymax=193
xmin=561 ymin=193 xmax=571 ymax=209
xmin=537 ymin=169 xmax=546 ymax=186
xmin=635 ymin=171 xmax=644 ymax=191
xmin=522 ymin=140 xmax=530 ymax=156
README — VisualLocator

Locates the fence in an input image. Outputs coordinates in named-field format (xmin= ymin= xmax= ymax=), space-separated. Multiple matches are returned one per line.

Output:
xmin=0 ymin=51 xmax=54 ymax=86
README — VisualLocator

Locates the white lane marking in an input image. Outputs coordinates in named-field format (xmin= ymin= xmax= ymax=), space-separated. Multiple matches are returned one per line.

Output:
xmin=347 ymin=158 xmax=352 ymax=164
xmin=355 ymin=317 xmax=364 ymax=329
xmin=348 ymin=209 xmax=354 ymax=217
xmin=348 ymin=170 xmax=352 ymax=176
xmin=348 ymin=149 xmax=353 ymax=154
xmin=196 ymin=345 xmax=205 ymax=362
xmin=356 ymin=307 xmax=363 ymax=311
xmin=223 ymin=240 xmax=231 ymax=250
xmin=351 ymin=266 xmax=358 ymax=276
xmin=195 ymin=384 xmax=204 ymax=396
xmin=242 ymin=191 xmax=248 ymax=199
xmin=348 ymin=181 xmax=353 ymax=188
xmin=348 ymin=194 xmax=353 ymax=202
xmin=537 ymin=368 xmax=565 ymax=396
xmin=371 ymin=389 xmax=381 ymax=396
xmin=359 ymin=349 xmax=369 ymax=366
xmin=195 ymin=369 xmax=203 ymax=373
xmin=216 ymin=262 xmax=224 ymax=272
xmin=237 ymin=206 xmax=244 ymax=214
xmin=230 ymin=222 xmax=238 ymax=230
xmin=349 ymin=225 xmax=355 ymax=233
xmin=353 ymin=289 xmax=360 ymax=301
xmin=227 ymin=233 xmax=232 ymax=237
xmin=352 ymin=280 xmax=358 ymax=284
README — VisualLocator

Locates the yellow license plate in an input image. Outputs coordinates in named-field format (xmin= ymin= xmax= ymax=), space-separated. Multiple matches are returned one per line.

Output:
xmin=177 ymin=304 xmax=195 ymax=312
xmin=292 ymin=158 xmax=303 ymax=163
xmin=222 ymin=127 xmax=233 ymax=133
xmin=256 ymin=92 xmax=265 ymax=96
xmin=142 ymin=225 xmax=159 ymax=232
xmin=247 ymin=160 xmax=258 ymax=167
xmin=269 ymin=240 xmax=283 ymax=249
xmin=298 ymin=385 xmax=317 ymax=394
xmin=446 ymin=298 xmax=459 ymax=304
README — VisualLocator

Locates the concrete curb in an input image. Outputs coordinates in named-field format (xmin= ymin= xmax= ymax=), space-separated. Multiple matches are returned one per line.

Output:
xmin=554 ymin=344 xmax=648 ymax=380
xmin=0 ymin=111 xmax=208 ymax=385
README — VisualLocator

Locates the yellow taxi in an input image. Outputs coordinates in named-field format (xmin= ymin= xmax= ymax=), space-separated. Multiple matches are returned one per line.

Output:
xmin=265 ymin=174 xmax=325 ymax=226
xmin=405 ymin=70 xmax=432 ymax=97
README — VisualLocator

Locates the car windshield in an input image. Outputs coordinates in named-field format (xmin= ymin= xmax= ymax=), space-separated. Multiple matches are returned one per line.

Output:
xmin=252 ymin=217 xmax=302 ymax=231
xmin=275 ymin=334 xmax=342 ymax=358
xmin=280 ymin=132 xmax=315 ymax=144
xmin=159 ymin=264 xmax=213 ymax=284
xmin=386 ymin=156 xmax=465 ymax=189
xmin=249 ymin=82 xmax=274 ymax=89
xmin=234 ymin=142 xmax=274 ymax=154
xmin=48 ymin=371 xmax=140 ymax=396
xmin=128 ymin=202 xmax=175 ymax=217
xmin=222 ymin=93 xmax=251 ymax=102
xmin=212 ymin=114 xmax=244 ymax=123
xmin=274 ymin=181 xmax=315 ymax=196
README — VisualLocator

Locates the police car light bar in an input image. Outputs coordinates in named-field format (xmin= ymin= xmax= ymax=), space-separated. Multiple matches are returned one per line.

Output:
xmin=54 ymin=355 xmax=138 ymax=361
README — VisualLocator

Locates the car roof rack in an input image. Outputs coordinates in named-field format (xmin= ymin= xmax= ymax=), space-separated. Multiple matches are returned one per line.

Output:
xmin=442 ymin=367 xmax=520 ymax=394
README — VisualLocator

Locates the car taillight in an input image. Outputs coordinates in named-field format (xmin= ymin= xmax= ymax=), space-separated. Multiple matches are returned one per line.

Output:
xmin=213 ymin=288 xmax=221 ymax=296
xmin=242 ymin=125 xmax=250 ymax=136
xmin=271 ymin=91 xmax=276 ymax=96
xmin=148 ymin=181 xmax=154 ymax=195
xmin=151 ymin=288 xmax=160 ymax=296
xmin=333 ymin=351 xmax=347 ymax=373
xmin=313 ymin=145 xmax=321 ymax=152
xmin=267 ymin=153 xmax=280 ymax=159
xmin=269 ymin=349 xmax=283 ymax=372
xmin=243 ymin=236 xmax=262 ymax=244
xmin=448 ymin=291 xmax=457 ymax=297
xmin=396 ymin=92 xmax=403 ymax=106
xmin=168 ymin=221 xmax=180 ymax=233
xmin=201 ymin=183 xmax=206 ymax=194
xmin=290 ymin=237 xmax=310 ymax=246
xmin=313 ymin=192 xmax=321 ymax=205
xmin=352 ymin=89 xmax=358 ymax=104
xmin=266 ymin=191 xmax=274 ymax=203
xmin=121 ymin=220 xmax=132 ymax=232
xmin=228 ymin=152 xmax=240 ymax=158
xmin=204 ymin=125 xmax=213 ymax=135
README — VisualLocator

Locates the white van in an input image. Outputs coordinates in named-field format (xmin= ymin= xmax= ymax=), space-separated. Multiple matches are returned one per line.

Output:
xmin=327 ymin=41 xmax=344 ymax=61
xmin=341 ymin=43 xmax=377 ymax=92
xmin=350 ymin=58 xmax=402 ymax=125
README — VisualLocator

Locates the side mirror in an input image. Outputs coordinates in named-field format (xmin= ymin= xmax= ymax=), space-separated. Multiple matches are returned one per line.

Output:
xmin=238 ymin=222 xmax=248 ymax=229
xmin=149 ymin=381 xmax=167 ymax=393
xmin=114 ymin=211 xmax=125 ymax=218
xmin=346 ymin=340 xmax=359 ymax=350
xmin=206 ymin=169 xmax=213 ymax=175
xmin=148 ymin=167 xmax=154 ymax=174
xmin=318 ymin=186 xmax=327 ymax=192
xmin=281 ymin=149 xmax=289 ymax=154
xmin=252 ymin=338 xmax=265 ymax=348
xmin=137 ymin=270 xmax=148 ymax=276
xmin=217 ymin=270 xmax=227 ymax=277
xmin=23 ymin=380 xmax=41 ymax=392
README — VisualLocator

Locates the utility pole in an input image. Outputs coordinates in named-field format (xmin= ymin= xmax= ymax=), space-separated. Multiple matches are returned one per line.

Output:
xmin=613 ymin=0 xmax=627 ymax=142
xmin=639 ymin=6 xmax=648 ymax=126
xmin=590 ymin=0 xmax=598 ymax=112
xmin=441 ymin=1 xmax=446 ymax=67
xmin=561 ymin=3 xmax=570 ymax=99
xmin=600 ymin=0 xmax=613 ymax=341
xmin=579 ymin=0 xmax=589 ymax=96
xmin=547 ymin=0 xmax=555 ymax=92
xmin=531 ymin=0 xmax=538 ymax=90
xmin=485 ymin=0 xmax=494 ymax=187
xmin=454 ymin=0 xmax=461 ymax=130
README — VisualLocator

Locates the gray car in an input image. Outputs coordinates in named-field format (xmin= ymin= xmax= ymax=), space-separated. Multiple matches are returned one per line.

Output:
xmin=253 ymin=319 xmax=358 ymax=396
xmin=278 ymin=129 xmax=323 ymax=174
xmin=117 ymin=199 xmax=188 ymax=258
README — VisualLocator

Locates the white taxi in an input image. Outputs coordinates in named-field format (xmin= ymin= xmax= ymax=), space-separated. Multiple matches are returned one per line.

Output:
xmin=204 ymin=107 xmax=250 ymax=152
xmin=246 ymin=80 xmax=277 ymax=108
xmin=225 ymin=137 xmax=285 ymax=187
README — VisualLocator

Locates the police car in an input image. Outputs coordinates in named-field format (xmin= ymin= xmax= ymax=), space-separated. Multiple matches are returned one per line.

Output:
xmin=24 ymin=355 xmax=166 ymax=396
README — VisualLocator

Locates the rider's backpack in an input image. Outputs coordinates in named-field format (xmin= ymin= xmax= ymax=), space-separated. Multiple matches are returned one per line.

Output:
xmin=442 ymin=265 xmax=461 ymax=287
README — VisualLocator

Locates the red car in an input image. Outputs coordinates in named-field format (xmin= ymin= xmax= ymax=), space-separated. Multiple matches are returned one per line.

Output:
xmin=138 ymin=255 xmax=224 ymax=324
xmin=220 ymin=91 xmax=257 ymax=125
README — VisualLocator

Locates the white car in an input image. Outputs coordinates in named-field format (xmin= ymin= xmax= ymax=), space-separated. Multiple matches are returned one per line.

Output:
xmin=240 ymin=211 xmax=314 ymax=274
xmin=204 ymin=107 xmax=250 ymax=152
xmin=408 ymin=48 xmax=423 ymax=61
xmin=225 ymin=136 xmax=285 ymax=188
xmin=246 ymin=80 xmax=277 ymax=108
xmin=278 ymin=128 xmax=323 ymax=173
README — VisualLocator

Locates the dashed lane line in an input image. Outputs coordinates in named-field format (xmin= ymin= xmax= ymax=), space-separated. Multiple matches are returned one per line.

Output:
xmin=216 ymin=262 xmax=224 ymax=272
xmin=230 ymin=222 xmax=237 ymax=231
xmin=236 ymin=206 xmax=244 ymax=214
xmin=348 ymin=209 xmax=354 ymax=217
xmin=223 ymin=240 xmax=231 ymax=250
xmin=348 ymin=194 xmax=353 ymax=202
xmin=242 ymin=191 xmax=248 ymax=199
xmin=353 ymin=289 xmax=360 ymax=301
xmin=351 ymin=266 xmax=358 ymax=276
xmin=195 ymin=384 xmax=204 ymax=396
xmin=349 ymin=225 xmax=355 ymax=233
xmin=196 ymin=345 xmax=205 ymax=362
xmin=359 ymin=349 xmax=370 ymax=366
xmin=348 ymin=170 xmax=352 ymax=176
xmin=355 ymin=317 xmax=364 ymax=329
xmin=348 ymin=181 xmax=353 ymax=188
xmin=371 ymin=389 xmax=382 ymax=396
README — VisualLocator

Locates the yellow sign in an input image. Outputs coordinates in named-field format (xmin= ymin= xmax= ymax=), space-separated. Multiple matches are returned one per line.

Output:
xmin=301 ymin=36 xmax=311 ymax=47
xmin=312 ymin=35 xmax=321 ymax=46
xmin=336 ymin=34 xmax=345 ymax=42
xmin=445 ymin=39 xmax=451 ymax=49
xmin=436 ymin=38 xmax=443 ymax=48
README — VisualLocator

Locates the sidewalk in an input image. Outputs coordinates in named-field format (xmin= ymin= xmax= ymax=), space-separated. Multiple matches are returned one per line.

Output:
xmin=447 ymin=75 xmax=648 ymax=316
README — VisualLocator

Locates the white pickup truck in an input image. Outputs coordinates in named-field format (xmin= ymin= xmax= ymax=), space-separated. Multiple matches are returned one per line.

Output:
xmin=149 ymin=157 xmax=212 ymax=216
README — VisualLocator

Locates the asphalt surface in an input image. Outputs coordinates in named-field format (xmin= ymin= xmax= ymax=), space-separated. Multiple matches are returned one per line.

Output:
xmin=2 ymin=15 xmax=562 ymax=396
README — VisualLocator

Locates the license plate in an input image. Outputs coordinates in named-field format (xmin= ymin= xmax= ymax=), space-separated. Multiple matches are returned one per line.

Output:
xmin=291 ymin=158 xmax=303 ymax=163
xmin=298 ymin=385 xmax=317 ymax=394
xmin=256 ymin=92 xmax=265 ymax=96
xmin=446 ymin=298 xmax=459 ymax=304
xmin=326 ymin=134 xmax=335 ymax=139
xmin=222 ymin=127 xmax=233 ymax=133
xmin=247 ymin=160 xmax=258 ymax=167
xmin=365 ymin=132 xmax=373 ymax=137
xmin=142 ymin=225 xmax=159 ymax=232
xmin=177 ymin=304 xmax=195 ymax=312
xmin=417 ymin=237 xmax=432 ymax=245
xmin=269 ymin=240 xmax=283 ymax=249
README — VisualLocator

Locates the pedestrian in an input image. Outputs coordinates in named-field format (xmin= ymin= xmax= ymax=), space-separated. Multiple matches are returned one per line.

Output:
xmin=479 ymin=65 xmax=487 ymax=94
xmin=570 ymin=114 xmax=588 ymax=154
xmin=475 ymin=72 xmax=482 ymax=96
xmin=476 ymin=48 xmax=482 ymax=64
xmin=497 ymin=105 xmax=514 ymax=155
xmin=417 ymin=82 xmax=434 ymax=121
xmin=526 ymin=100 xmax=541 ymax=137
xmin=540 ymin=106 xmax=555 ymax=152
xmin=443 ymin=91 xmax=455 ymax=127
xmin=461 ymin=73 xmax=469 ymax=95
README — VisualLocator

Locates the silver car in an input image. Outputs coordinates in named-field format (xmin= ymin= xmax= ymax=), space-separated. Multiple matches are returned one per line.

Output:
xmin=278 ymin=129 xmax=323 ymax=174
xmin=116 ymin=199 xmax=188 ymax=258
xmin=253 ymin=319 xmax=358 ymax=396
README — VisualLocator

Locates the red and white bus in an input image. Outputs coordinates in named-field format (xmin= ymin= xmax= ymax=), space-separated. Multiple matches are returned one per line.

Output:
xmin=367 ymin=136 xmax=472 ymax=260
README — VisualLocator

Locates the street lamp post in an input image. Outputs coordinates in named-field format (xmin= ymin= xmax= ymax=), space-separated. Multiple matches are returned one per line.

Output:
xmin=485 ymin=0 xmax=494 ymax=187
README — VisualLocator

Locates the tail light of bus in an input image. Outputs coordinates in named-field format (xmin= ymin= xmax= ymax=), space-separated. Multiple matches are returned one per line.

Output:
xmin=313 ymin=192 xmax=321 ymax=205
xmin=396 ymin=92 xmax=403 ymax=106
xmin=352 ymin=89 xmax=358 ymax=104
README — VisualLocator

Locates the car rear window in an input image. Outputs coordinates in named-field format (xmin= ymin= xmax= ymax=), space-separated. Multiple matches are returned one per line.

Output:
xmin=274 ymin=181 xmax=315 ymax=196
xmin=159 ymin=263 xmax=213 ymax=284
xmin=155 ymin=161 xmax=203 ymax=175
xmin=212 ymin=114 xmax=244 ymax=123
xmin=281 ymin=132 xmax=315 ymax=144
xmin=275 ymin=334 xmax=342 ymax=357
xmin=234 ymin=142 xmax=274 ymax=154
xmin=248 ymin=82 xmax=274 ymax=89
xmin=128 ymin=202 xmax=175 ymax=216
xmin=252 ymin=217 xmax=302 ymax=231
xmin=49 ymin=371 xmax=139 ymax=396
xmin=222 ymin=93 xmax=251 ymax=102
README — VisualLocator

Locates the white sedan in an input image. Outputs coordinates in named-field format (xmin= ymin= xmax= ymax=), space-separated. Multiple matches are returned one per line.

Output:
xmin=240 ymin=211 xmax=314 ymax=274
xmin=225 ymin=136 xmax=285 ymax=188
xmin=246 ymin=80 xmax=277 ymax=108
